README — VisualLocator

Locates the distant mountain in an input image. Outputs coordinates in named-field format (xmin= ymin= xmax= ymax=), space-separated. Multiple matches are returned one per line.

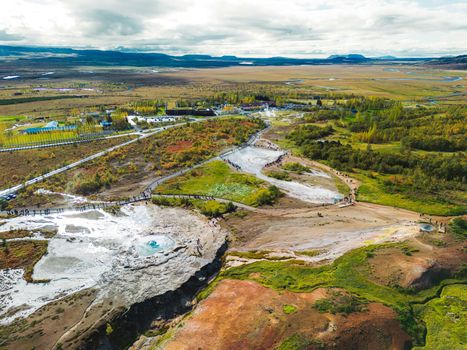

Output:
xmin=375 ymin=55 xmax=397 ymax=60
xmin=327 ymin=54 xmax=367 ymax=60
xmin=426 ymin=55 xmax=467 ymax=69
xmin=0 ymin=45 xmax=436 ymax=69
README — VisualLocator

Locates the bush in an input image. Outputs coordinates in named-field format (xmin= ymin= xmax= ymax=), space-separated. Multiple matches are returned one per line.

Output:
xmin=283 ymin=304 xmax=298 ymax=314
xmin=105 ymin=323 xmax=113 ymax=335
xmin=251 ymin=185 xmax=282 ymax=206
xmin=266 ymin=171 xmax=291 ymax=181
xmin=197 ymin=200 xmax=236 ymax=218
xmin=282 ymin=162 xmax=310 ymax=174
xmin=449 ymin=218 xmax=467 ymax=238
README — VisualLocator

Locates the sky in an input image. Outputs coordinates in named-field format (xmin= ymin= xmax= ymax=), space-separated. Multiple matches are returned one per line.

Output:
xmin=0 ymin=0 xmax=466 ymax=57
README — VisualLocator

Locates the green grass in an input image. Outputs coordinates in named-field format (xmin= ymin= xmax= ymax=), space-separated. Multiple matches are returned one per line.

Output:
xmin=0 ymin=95 xmax=85 ymax=105
xmin=353 ymin=171 xmax=466 ymax=216
xmin=449 ymin=218 xmax=467 ymax=238
xmin=155 ymin=160 xmax=271 ymax=206
xmin=275 ymin=138 xmax=303 ymax=156
xmin=219 ymin=243 xmax=467 ymax=345
xmin=413 ymin=284 xmax=467 ymax=350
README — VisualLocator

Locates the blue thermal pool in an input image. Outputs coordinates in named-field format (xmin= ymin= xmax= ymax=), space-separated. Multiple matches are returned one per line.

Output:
xmin=135 ymin=235 xmax=174 ymax=256
xmin=419 ymin=223 xmax=434 ymax=232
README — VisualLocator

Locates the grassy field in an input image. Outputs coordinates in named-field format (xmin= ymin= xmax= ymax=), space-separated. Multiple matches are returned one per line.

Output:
xmin=155 ymin=160 xmax=274 ymax=206
xmin=1 ymin=65 xmax=464 ymax=119
xmin=353 ymin=171 xmax=466 ymax=216
xmin=0 ymin=115 xmax=26 ymax=123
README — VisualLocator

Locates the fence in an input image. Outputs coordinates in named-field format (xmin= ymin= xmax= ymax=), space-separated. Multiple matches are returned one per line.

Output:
xmin=0 ymin=131 xmax=117 ymax=153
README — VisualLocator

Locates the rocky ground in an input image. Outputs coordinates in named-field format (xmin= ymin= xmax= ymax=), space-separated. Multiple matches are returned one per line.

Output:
xmin=0 ymin=204 xmax=227 ymax=349
xmin=147 ymin=280 xmax=412 ymax=350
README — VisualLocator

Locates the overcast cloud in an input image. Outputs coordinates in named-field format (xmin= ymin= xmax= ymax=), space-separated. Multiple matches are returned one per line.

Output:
xmin=0 ymin=0 xmax=466 ymax=57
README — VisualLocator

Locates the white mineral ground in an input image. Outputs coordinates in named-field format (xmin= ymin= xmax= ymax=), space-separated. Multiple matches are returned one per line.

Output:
xmin=0 ymin=204 xmax=226 ymax=324
xmin=224 ymin=146 xmax=341 ymax=203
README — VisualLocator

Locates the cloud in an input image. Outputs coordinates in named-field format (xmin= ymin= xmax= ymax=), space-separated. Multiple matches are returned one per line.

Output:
xmin=78 ymin=10 xmax=144 ymax=36
xmin=0 ymin=29 xmax=23 ymax=41
xmin=0 ymin=0 xmax=465 ymax=57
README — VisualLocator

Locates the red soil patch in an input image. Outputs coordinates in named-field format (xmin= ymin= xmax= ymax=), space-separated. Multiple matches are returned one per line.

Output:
xmin=166 ymin=140 xmax=193 ymax=153
xmin=367 ymin=237 xmax=466 ymax=290
xmin=163 ymin=279 xmax=411 ymax=350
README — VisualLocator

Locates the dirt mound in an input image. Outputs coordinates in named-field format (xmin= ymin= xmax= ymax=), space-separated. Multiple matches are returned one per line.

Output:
xmin=161 ymin=279 xmax=410 ymax=350
xmin=367 ymin=237 xmax=465 ymax=291
xmin=327 ymin=303 xmax=412 ymax=350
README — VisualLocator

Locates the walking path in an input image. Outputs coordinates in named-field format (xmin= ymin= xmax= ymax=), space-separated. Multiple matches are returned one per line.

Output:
xmin=0 ymin=123 xmax=268 ymax=215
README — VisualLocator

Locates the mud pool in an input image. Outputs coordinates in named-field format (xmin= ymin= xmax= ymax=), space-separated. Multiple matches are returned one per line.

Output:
xmin=223 ymin=146 xmax=340 ymax=203
xmin=0 ymin=204 xmax=226 ymax=324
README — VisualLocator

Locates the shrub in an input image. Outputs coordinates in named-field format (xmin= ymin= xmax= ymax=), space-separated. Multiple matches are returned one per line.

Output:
xmin=449 ymin=218 xmax=467 ymax=238
xmin=105 ymin=323 xmax=113 ymax=335
xmin=251 ymin=185 xmax=282 ymax=206
xmin=283 ymin=304 xmax=298 ymax=314
xmin=282 ymin=162 xmax=310 ymax=174
xmin=197 ymin=200 xmax=236 ymax=218
xmin=314 ymin=290 xmax=367 ymax=315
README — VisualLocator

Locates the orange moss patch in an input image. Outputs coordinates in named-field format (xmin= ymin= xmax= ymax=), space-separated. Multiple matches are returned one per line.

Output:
xmin=0 ymin=240 xmax=48 ymax=282
xmin=164 ymin=279 xmax=411 ymax=350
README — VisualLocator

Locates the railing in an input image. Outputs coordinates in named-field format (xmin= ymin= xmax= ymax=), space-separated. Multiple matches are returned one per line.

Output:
xmin=1 ymin=123 xmax=270 ymax=217
xmin=0 ymin=131 xmax=119 ymax=153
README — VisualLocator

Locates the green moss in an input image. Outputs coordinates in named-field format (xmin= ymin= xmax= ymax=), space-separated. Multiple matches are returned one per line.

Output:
xmin=282 ymin=304 xmax=298 ymax=315
xmin=229 ymin=250 xmax=272 ymax=260
xmin=275 ymin=334 xmax=320 ymax=350
xmin=413 ymin=284 xmax=467 ymax=350
xmin=105 ymin=323 xmax=113 ymax=336
xmin=296 ymin=250 xmax=322 ymax=258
